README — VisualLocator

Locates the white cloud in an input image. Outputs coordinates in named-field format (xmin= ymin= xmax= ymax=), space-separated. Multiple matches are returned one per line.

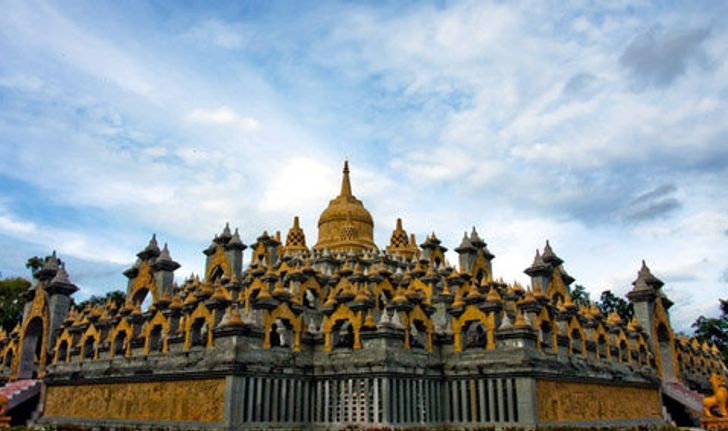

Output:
xmin=0 ymin=0 xmax=726 ymax=332
xmin=0 ymin=213 xmax=36 ymax=234
xmin=185 ymin=106 xmax=260 ymax=131
xmin=2 ymin=1 xmax=154 ymax=97
xmin=0 ymin=206 xmax=129 ymax=264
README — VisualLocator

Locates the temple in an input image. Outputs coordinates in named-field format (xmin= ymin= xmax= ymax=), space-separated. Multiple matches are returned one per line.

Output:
xmin=0 ymin=161 xmax=725 ymax=429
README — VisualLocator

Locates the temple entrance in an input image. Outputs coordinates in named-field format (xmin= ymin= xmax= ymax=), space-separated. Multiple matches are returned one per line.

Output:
xmin=18 ymin=317 xmax=44 ymax=379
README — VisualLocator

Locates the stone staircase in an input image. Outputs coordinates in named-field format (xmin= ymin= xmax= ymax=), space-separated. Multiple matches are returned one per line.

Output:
xmin=662 ymin=380 xmax=704 ymax=413
xmin=0 ymin=379 xmax=40 ymax=412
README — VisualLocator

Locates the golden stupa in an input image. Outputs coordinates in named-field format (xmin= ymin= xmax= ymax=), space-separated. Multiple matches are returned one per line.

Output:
xmin=314 ymin=161 xmax=377 ymax=252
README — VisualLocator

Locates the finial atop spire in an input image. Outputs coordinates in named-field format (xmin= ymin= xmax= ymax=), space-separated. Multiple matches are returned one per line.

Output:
xmin=340 ymin=159 xmax=352 ymax=197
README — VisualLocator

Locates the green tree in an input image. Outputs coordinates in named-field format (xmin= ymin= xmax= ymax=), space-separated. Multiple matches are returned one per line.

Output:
xmin=0 ymin=277 xmax=31 ymax=331
xmin=596 ymin=290 xmax=634 ymax=321
xmin=692 ymin=298 xmax=728 ymax=364
xmin=25 ymin=256 xmax=44 ymax=280
xmin=571 ymin=284 xmax=591 ymax=307
xmin=75 ymin=290 xmax=126 ymax=310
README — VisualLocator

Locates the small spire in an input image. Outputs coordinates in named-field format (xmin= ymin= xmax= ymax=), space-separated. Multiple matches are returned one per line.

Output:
xmin=227 ymin=228 xmax=246 ymax=250
xmin=220 ymin=222 xmax=232 ymax=240
xmin=340 ymin=159 xmax=352 ymax=197
xmin=470 ymin=226 xmax=482 ymax=244
xmin=51 ymin=263 xmax=71 ymax=285
xmin=293 ymin=216 xmax=300 ymax=229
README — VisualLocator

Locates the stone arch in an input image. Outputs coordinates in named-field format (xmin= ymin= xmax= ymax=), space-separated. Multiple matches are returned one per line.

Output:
xmin=128 ymin=261 xmax=158 ymax=307
xmin=143 ymin=311 xmax=170 ymax=354
xmin=374 ymin=279 xmax=396 ymax=310
xmin=14 ymin=286 xmax=50 ymax=379
xmin=636 ymin=337 xmax=649 ymax=367
xmin=299 ymin=277 xmax=323 ymax=309
xmin=534 ymin=308 xmax=556 ymax=352
xmin=206 ymin=246 xmax=233 ymax=282
xmin=546 ymin=268 xmax=570 ymax=303
xmin=185 ymin=302 xmax=215 ymax=350
xmin=79 ymin=324 xmax=100 ymax=362
xmin=405 ymin=305 xmax=434 ymax=352
xmin=452 ymin=305 xmax=495 ymax=352
xmin=54 ymin=330 xmax=74 ymax=364
xmin=592 ymin=324 xmax=610 ymax=361
xmin=263 ymin=303 xmax=302 ymax=351
xmin=108 ymin=318 xmax=134 ymax=358
xmin=567 ymin=317 xmax=586 ymax=356
xmin=244 ymin=278 xmax=266 ymax=311
xmin=18 ymin=317 xmax=44 ymax=379
xmin=251 ymin=240 xmax=271 ymax=267
xmin=429 ymin=248 xmax=445 ymax=268
xmin=470 ymin=252 xmax=491 ymax=282
xmin=617 ymin=331 xmax=630 ymax=364
xmin=322 ymin=304 xmax=361 ymax=352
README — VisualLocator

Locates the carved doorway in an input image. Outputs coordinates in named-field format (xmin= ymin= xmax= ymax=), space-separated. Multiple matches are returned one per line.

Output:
xmin=18 ymin=317 xmax=44 ymax=380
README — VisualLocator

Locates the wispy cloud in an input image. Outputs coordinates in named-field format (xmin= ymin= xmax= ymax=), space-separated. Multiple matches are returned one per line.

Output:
xmin=185 ymin=106 xmax=260 ymax=131
xmin=621 ymin=25 xmax=711 ymax=89
xmin=0 ymin=0 xmax=726 ymax=331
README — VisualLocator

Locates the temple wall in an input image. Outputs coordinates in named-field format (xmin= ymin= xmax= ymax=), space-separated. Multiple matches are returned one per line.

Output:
xmin=535 ymin=379 xmax=662 ymax=424
xmin=43 ymin=378 xmax=226 ymax=423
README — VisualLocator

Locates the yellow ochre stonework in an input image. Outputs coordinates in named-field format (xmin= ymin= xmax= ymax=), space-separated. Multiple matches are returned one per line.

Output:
xmin=44 ymin=379 xmax=225 ymax=423
xmin=536 ymin=380 xmax=661 ymax=422
xmin=314 ymin=160 xmax=377 ymax=252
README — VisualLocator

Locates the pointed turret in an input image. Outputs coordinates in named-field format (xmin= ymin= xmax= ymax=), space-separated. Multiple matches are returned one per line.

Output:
xmin=455 ymin=231 xmax=478 ymax=273
xmin=635 ymin=260 xmax=664 ymax=289
xmin=219 ymin=222 xmax=233 ymax=243
xmin=387 ymin=218 xmax=416 ymax=259
xmin=47 ymin=263 xmax=77 ymax=293
xmin=152 ymin=243 xmax=181 ymax=271
xmin=38 ymin=250 xmax=61 ymax=281
xmin=226 ymin=228 xmax=246 ymax=251
xmin=137 ymin=234 xmax=161 ymax=260
xmin=284 ymin=216 xmax=308 ymax=254
xmin=524 ymin=249 xmax=551 ymax=293
xmin=45 ymin=260 xmax=78 ymax=353
xmin=627 ymin=260 xmax=662 ymax=302
xmin=470 ymin=227 xmax=484 ymax=248
xmin=455 ymin=232 xmax=475 ymax=253
xmin=525 ymin=249 xmax=549 ymax=276
xmin=541 ymin=240 xmax=563 ymax=266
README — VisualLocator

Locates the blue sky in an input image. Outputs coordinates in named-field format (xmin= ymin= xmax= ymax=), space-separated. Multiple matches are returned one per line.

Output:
xmin=0 ymin=0 xmax=727 ymax=332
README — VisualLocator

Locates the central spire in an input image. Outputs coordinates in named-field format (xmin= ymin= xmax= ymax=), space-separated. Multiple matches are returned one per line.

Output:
xmin=340 ymin=160 xmax=352 ymax=197
xmin=314 ymin=159 xmax=377 ymax=252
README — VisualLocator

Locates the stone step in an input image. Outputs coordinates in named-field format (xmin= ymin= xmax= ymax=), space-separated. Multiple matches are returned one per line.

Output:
xmin=0 ymin=380 xmax=40 ymax=411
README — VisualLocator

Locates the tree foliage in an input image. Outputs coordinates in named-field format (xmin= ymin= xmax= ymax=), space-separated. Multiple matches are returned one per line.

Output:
xmin=75 ymin=290 xmax=126 ymax=310
xmin=596 ymin=290 xmax=634 ymax=321
xmin=25 ymin=256 xmax=44 ymax=280
xmin=571 ymin=284 xmax=591 ymax=307
xmin=0 ymin=277 xmax=31 ymax=331
xmin=692 ymin=298 xmax=728 ymax=364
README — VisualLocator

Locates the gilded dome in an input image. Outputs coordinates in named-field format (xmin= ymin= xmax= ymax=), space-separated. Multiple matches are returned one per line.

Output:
xmin=314 ymin=161 xmax=377 ymax=252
